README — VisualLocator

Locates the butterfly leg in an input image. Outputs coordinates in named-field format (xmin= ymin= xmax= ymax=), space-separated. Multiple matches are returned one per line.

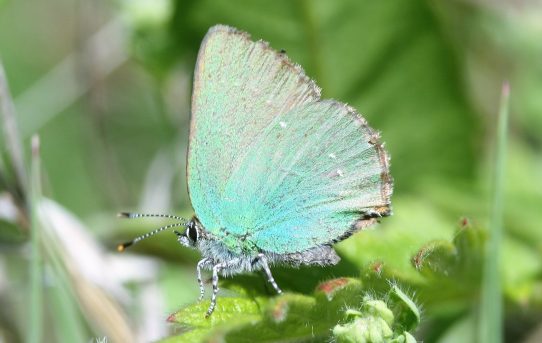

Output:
xmin=257 ymin=253 xmax=282 ymax=294
xmin=206 ymin=259 xmax=240 ymax=317
xmin=196 ymin=258 xmax=210 ymax=301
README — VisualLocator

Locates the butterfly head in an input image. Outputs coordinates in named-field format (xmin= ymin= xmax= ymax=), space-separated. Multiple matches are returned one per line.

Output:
xmin=175 ymin=218 xmax=200 ymax=248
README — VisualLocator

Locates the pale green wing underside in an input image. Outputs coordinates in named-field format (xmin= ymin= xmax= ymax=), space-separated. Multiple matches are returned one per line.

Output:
xmin=188 ymin=25 xmax=392 ymax=254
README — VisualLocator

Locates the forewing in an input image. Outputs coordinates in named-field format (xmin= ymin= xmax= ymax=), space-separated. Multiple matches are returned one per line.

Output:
xmin=188 ymin=25 xmax=320 ymax=233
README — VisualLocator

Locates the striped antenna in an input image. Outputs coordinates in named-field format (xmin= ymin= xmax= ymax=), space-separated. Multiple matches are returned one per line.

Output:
xmin=117 ymin=222 xmax=187 ymax=252
xmin=118 ymin=212 xmax=186 ymax=221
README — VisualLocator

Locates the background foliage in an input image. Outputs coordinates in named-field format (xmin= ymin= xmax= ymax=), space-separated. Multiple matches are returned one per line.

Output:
xmin=0 ymin=0 xmax=541 ymax=342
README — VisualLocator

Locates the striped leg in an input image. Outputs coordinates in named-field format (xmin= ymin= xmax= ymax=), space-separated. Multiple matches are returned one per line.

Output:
xmin=206 ymin=262 xmax=223 ymax=317
xmin=196 ymin=258 xmax=209 ymax=301
xmin=257 ymin=253 xmax=282 ymax=294
xmin=205 ymin=259 xmax=239 ymax=318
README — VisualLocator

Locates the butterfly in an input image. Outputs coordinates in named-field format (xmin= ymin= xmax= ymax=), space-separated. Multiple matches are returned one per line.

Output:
xmin=118 ymin=25 xmax=393 ymax=317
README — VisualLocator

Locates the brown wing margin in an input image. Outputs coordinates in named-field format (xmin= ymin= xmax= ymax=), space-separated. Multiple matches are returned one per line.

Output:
xmin=330 ymin=104 xmax=393 ymax=245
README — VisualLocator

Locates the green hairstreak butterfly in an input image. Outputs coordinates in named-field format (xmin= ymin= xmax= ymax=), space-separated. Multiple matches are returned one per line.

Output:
xmin=119 ymin=25 xmax=393 ymax=317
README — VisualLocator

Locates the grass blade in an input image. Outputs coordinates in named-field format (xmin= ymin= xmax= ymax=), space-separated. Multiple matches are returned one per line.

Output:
xmin=478 ymin=82 xmax=510 ymax=343
xmin=28 ymin=135 xmax=43 ymax=343
xmin=0 ymin=60 xmax=28 ymax=193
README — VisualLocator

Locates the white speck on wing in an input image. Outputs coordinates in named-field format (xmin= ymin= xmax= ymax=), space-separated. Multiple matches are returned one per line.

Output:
xmin=328 ymin=153 xmax=336 ymax=159
xmin=326 ymin=169 xmax=345 ymax=178
xmin=279 ymin=121 xmax=287 ymax=128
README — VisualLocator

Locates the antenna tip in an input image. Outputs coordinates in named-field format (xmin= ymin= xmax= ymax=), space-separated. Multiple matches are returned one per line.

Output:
xmin=118 ymin=212 xmax=131 ymax=218
xmin=117 ymin=241 xmax=133 ymax=252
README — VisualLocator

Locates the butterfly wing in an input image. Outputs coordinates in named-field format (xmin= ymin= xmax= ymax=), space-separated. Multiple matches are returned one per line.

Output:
xmin=188 ymin=25 xmax=392 ymax=254
xmin=188 ymin=25 xmax=320 ymax=233
xmin=222 ymin=100 xmax=392 ymax=253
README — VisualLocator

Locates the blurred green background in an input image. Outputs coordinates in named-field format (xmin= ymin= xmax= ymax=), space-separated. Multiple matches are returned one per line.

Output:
xmin=0 ymin=0 xmax=541 ymax=342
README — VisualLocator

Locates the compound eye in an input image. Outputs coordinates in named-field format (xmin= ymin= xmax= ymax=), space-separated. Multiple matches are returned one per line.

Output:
xmin=186 ymin=222 xmax=198 ymax=243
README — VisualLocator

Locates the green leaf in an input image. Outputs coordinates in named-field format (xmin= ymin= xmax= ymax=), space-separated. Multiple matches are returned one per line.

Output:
xmin=411 ymin=240 xmax=457 ymax=279
xmin=408 ymin=224 xmax=486 ymax=317
xmin=388 ymin=285 xmax=420 ymax=332
xmin=167 ymin=297 xmax=263 ymax=329
xmin=220 ymin=280 xmax=362 ymax=342
xmin=162 ymin=278 xmax=422 ymax=343
xmin=337 ymin=195 xmax=456 ymax=285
